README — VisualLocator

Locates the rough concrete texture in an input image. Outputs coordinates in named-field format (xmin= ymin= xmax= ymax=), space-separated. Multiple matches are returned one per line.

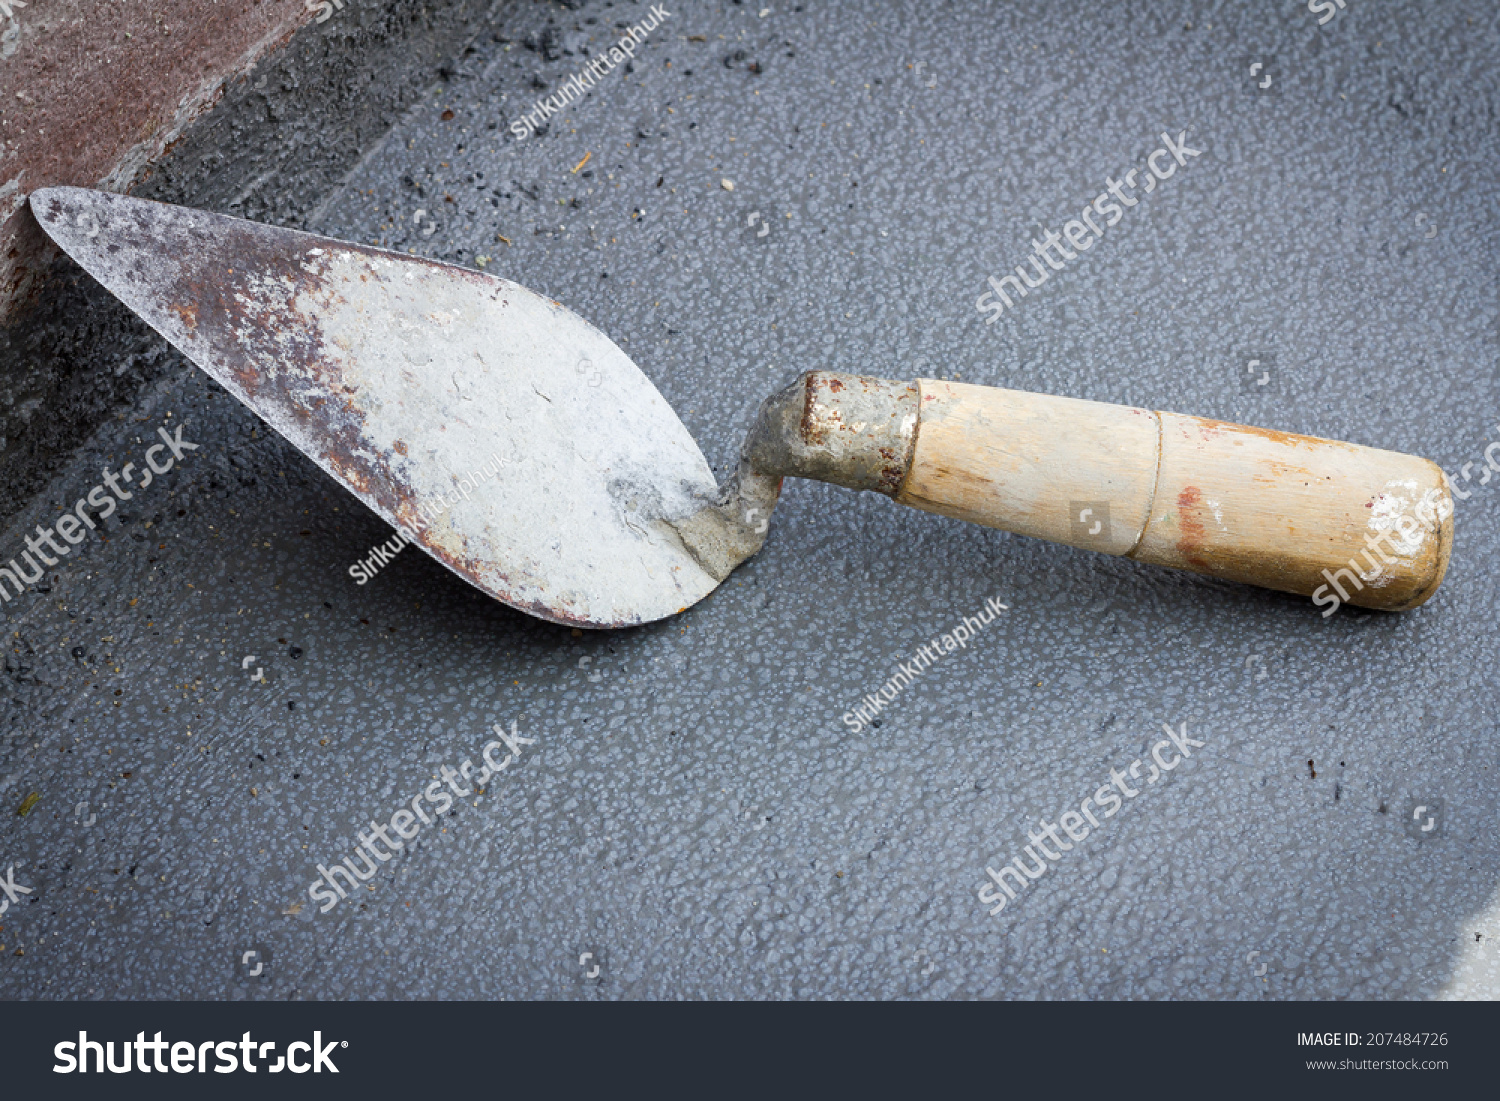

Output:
xmin=0 ymin=0 xmax=511 ymax=533
xmin=0 ymin=0 xmax=1496 ymax=1000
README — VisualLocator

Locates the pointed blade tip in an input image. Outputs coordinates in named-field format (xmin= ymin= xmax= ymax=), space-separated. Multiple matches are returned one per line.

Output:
xmin=28 ymin=185 xmax=108 ymax=250
xmin=29 ymin=183 xmax=89 ymax=216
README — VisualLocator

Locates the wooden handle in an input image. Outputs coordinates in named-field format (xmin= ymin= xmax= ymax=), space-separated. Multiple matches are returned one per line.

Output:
xmin=892 ymin=380 xmax=1453 ymax=611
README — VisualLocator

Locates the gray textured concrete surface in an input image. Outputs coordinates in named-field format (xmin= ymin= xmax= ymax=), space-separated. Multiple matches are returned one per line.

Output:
xmin=0 ymin=0 xmax=1496 ymax=1000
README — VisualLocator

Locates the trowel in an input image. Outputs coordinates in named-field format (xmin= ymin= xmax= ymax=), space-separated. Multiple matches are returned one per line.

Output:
xmin=30 ymin=187 xmax=1452 ymax=628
